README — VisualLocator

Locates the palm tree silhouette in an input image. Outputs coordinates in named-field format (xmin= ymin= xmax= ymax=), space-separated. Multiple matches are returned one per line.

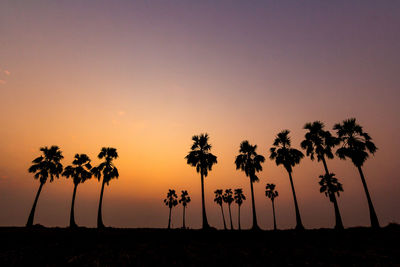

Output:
xmin=319 ymin=173 xmax=344 ymax=222
xmin=334 ymin=118 xmax=380 ymax=228
xmin=270 ymin=130 xmax=305 ymax=230
xmin=179 ymin=190 xmax=191 ymax=229
xmin=214 ymin=189 xmax=227 ymax=230
xmin=91 ymin=147 xmax=119 ymax=228
xmin=164 ymin=189 xmax=178 ymax=229
xmin=265 ymin=183 xmax=279 ymax=231
xmin=301 ymin=121 xmax=344 ymax=229
xmin=233 ymin=188 xmax=246 ymax=230
xmin=62 ymin=154 xmax=92 ymax=228
xmin=185 ymin=133 xmax=217 ymax=229
xmin=235 ymin=140 xmax=265 ymax=230
xmin=223 ymin=189 xmax=234 ymax=230
xmin=26 ymin=146 xmax=63 ymax=227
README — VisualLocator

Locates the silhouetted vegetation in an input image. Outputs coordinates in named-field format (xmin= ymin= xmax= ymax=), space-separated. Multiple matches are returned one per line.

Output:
xmin=214 ymin=189 xmax=227 ymax=230
xmin=164 ymin=189 xmax=178 ymax=229
xmin=179 ymin=190 xmax=191 ymax=229
xmin=265 ymin=183 xmax=279 ymax=231
xmin=223 ymin=189 xmax=234 ymax=230
xmin=233 ymin=188 xmax=245 ymax=230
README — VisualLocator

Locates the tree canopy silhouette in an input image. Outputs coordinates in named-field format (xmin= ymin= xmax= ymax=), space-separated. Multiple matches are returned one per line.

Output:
xmin=62 ymin=154 xmax=92 ymax=228
xmin=319 ymin=173 xmax=343 ymax=200
xmin=214 ymin=189 xmax=227 ymax=230
xmin=301 ymin=121 xmax=343 ymax=229
xmin=223 ymin=189 xmax=234 ymax=230
xmin=270 ymin=130 xmax=305 ymax=230
xmin=27 ymin=146 xmax=64 ymax=227
xmin=179 ymin=190 xmax=191 ymax=229
xmin=185 ymin=133 xmax=217 ymax=229
xmin=91 ymin=147 xmax=119 ymax=228
xmin=164 ymin=189 xmax=178 ymax=229
xmin=265 ymin=183 xmax=279 ymax=230
xmin=235 ymin=140 xmax=265 ymax=230
xmin=233 ymin=188 xmax=246 ymax=230
xmin=334 ymin=118 xmax=379 ymax=228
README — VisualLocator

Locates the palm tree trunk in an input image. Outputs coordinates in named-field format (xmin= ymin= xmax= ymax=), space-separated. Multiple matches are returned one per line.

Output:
xmin=70 ymin=183 xmax=78 ymax=228
xmin=182 ymin=206 xmax=186 ymax=229
xmin=249 ymin=178 xmax=260 ymax=230
xmin=26 ymin=182 xmax=44 ymax=227
xmin=272 ymin=199 xmax=277 ymax=231
xmin=357 ymin=166 xmax=380 ymax=228
xmin=287 ymin=171 xmax=304 ymax=230
xmin=200 ymin=172 xmax=210 ymax=229
xmin=321 ymin=156 xmax=344 ymax=230
xmin=97 ymin=179 xmax=106 ymax=228
xmin=168 ymin=207 xmax=172 ymax=229
xmin=238 ymin=204 xmax=241 ymax=230
xmin=228 ymin=204 xmax=234 ymax=230
xmin=220 ymin=205 xmax=227 ymax=230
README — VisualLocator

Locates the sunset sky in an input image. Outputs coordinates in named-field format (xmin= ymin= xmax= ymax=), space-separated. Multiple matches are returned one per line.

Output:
xmin=1 ymin=0 xmax=399 ymax=229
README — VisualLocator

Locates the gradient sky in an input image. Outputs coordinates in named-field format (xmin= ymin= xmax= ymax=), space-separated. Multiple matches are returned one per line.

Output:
xmin=0 ymin=0 xmax=399 ymax=229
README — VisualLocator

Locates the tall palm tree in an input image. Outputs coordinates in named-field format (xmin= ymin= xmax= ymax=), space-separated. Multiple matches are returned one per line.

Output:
xmin=27 ymin=146 xmax=63 ymax=227
xmin=301 ymin=121 xmax=343 ymax=229
xmin=214 ymin=189 xmax=227 ymax=230
xmin=319 ymin=173 xmax=344 ymax=223
xmin=235 ymin=140 xmax=265 ymax=230
xmin=270 ymin=130 xmax=305 ymax=230
xmin=265 ymin=183 xmax=279 ymax=231
xmin=233 ymin=188 xmax=246 ymax=230
xmin=62 ymin=154 xmax=92 ymax=228
xmin=185 ymin=133 xmax=217 ymax=229
xmin=164 ymin=189 xmax=178 ymax=229
xmin=223 ymin=189 xmax=234 ymax=230
xmin=179 ymin=190 xmax=191 ymax=229
xmin=91 ymin=147 xmax=119 ymax=228
xmin=334 ymin=118 xmax=379 ymax=228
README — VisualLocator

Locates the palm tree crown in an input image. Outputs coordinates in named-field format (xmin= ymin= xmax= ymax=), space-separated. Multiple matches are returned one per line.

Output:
xmin=91 ymin=147 xmax=119 ymax=184
xmin=28 ymin=146 xmax=64 ymax=183
xmin=265 ymin=183 xmax=279 ymax=201
xmin=214 ymin=189 xmax=224 ymax=206
xmin=270 ymin=130 xmax=304 ymax=173
xmin=164 ymin=189 xmax=178 ymax=208
xmin=179 ymin=190 xmax=191 ymax=207
xmin=333 ymin=118 xmax=377 ymax=167
xmin=235 ymin=140 xmax=265 ymax=182
xmin=62 ymin=154 xmax=92 ymax=185
xmin=319 ymin=173 xmax=343 ymax=202
xmin=185 ymin=133 xmax=217 ymax=177
xmin=223 ymin=189 xmax=234 ymax=205
xmin=234 ymin=189 xmax=246 ymax=206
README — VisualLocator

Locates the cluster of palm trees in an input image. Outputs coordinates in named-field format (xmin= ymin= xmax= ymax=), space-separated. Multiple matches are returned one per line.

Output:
xmin=163 ymin=189 xmax=191 ymax=229
xmin=27 ymin=147 xmax=119 ymax=228
xmin=214 ymin=188 xmax=245 ymax=230
xmin=185 ymin=118 xmax=380 ymax=230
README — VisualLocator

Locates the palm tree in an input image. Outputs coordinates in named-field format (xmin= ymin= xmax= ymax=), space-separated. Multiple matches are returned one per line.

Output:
xmin=235 ymin=140 xmax=265 ymax=230
xmin=334 ymin=118 xmax=379 ymax=228
xmin=270 ymin=130 xmax=305 ymax=230
xmin=26 ymin=146 xmax=63 ymax=227
xmin=319 ymin=173 xmax=344 ymax=224
xmin=265 ymin=183 xmax=279 ymax=231
xmin=301 ymin=121 xmax=343 ymax=229
xmin=164 ymin=189 xmax=178 ymax=229
xmin=179 ymin=190 xmax=191 ymax=229
xmin=223 ymin=189 xmax=234 ymax=230
xmin=91 ymin=147 xmax=119 ymax=228
xmin=214 ymin=189 xmax=227 ymax=230
xmin=233 ymin=188 xmax=246 ymax=230
xmin=185 ymin=133 xmax=217 ymax=229
xmin=62 ymin=154 xmax=92 ymax=228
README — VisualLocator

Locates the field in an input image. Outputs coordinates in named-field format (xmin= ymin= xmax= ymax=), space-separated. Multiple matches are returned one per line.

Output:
xmin=0 ymin=225 xmax=399 ymax=266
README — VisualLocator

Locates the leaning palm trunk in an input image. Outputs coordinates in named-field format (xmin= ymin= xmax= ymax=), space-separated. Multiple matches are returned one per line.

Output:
xmin=70 ymin=183 xmax=78 ymax=228
xmin=249 ymin=177 xmax=260 ymax=230
xmin=357 ymin=166 xmax=380 ymax=228
xmin=220 ymin=205 xmax=227 ymax=230
xmin=97 ymin=179 xmax=106 ymax=228
xmin=228 ymin=204 xmax=234 ymax=230
xmin=272 ymin=199 xmax=277 ymax=231
xmin=168 ymin=207 xmax=172 ymax=229
xmin=287 ymin=171 xmax=304 ymax=230
xmin=26 ymin=182 xmax=44 ymax=227
xmin=237 ymin=205 xmax=241 ymax=230
xmin=200 ymin=172 xmax=210 ymax=229
xmin=182 ymin=206 xmax=186 ymax=229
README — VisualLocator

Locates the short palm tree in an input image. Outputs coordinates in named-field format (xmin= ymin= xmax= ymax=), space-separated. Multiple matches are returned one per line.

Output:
xmin=334 ymin=118 xmax=379 ymax=228
xmin=62 ymin=154 xmax=92 ymax=228
xmin=179 ymin=190 xmax=191 ymax=229
xmin=223 ymin=189 xmax=234 ymax=230
xmin=185 ymin=133 xmax=217 ymax=229
xmin=270 ymin=130 xmax=305 ymax=230
xmin=301 ymin=121 xmax=343 ymax=229
xmin=214 ymin=189 xmax=227 ymax=230
xmin=319 ymin=173 xmax=344 ymax=220
xmin=233 ymin=188 xmax=246 ymax=230
xmin=164 ymin=189 xmax=178 ymax=229
xmin=91 ymin=147 xmax=119 ymax=228
xmin=265 ymin=183 xmax=279 ymax=231
xmin=27 ymin=146 xmax=63 ymax=227
xmin=235 ymin=140 xmax=265 ymax=230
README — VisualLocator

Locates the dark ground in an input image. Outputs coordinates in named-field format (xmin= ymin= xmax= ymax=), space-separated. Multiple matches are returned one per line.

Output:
xmin=0 ymin=225 xmax=399 ymax=266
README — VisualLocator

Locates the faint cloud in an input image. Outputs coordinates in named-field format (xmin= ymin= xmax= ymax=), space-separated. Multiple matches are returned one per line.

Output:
xmin=118 ymin=110 xmax=125 ymax=116
xmin=4 ymin=70 xmax=10 ymax=76
xmin=0 ymin=80 xmax=6 ymax=85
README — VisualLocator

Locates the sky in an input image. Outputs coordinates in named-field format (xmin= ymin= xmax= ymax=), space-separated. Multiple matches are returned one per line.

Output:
xmin=0 ymin=0 xmax=399 ymax=229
